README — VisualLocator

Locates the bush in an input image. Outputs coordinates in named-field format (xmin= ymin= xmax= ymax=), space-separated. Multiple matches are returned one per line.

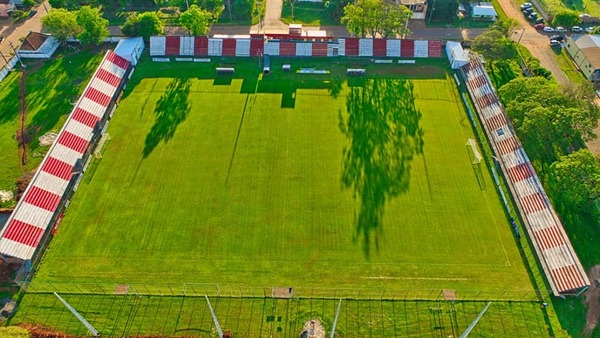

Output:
xmin=22 ymin=0 xmax=36 ymax=8
xmin=11 ymin=9 xmax=25 ymax=19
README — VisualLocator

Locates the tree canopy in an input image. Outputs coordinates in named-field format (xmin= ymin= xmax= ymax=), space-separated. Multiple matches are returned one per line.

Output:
xmin=552 ymin=10 xmax=582 ymax=27
xmin=180 ymin=5 xmax=212 ymax=35
xmin=122 ymin=12 xmax=163 ymax=40
xmin=471 ymin=29 xmax=517 ymax=65
xmin=42 ymin=9 xmax=80 ymax=43
xmin=549 ymin=149 xmax=600 ymax=212
xmin=341 ymin=0 xmax=411 ymax=38
xmin=76 ymin=6 xmax=109 ymax=45
xmin=499 ymin=76 xmax=599 ymax=164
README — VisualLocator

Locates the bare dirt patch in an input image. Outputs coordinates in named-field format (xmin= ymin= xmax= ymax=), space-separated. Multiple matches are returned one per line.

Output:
xmin=584 ymin=265 xmax=600 ymax=335
xmin=0 ymin=191 xmax=13 ymax=203
xmin=38 ymin=132 xmax=57 ymax=147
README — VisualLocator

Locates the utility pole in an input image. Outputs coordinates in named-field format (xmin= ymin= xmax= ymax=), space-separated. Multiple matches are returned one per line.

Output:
xmin=9 ymin=41 xmax=25 ymax=68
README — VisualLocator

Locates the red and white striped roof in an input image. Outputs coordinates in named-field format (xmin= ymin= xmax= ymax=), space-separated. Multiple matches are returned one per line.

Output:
xmin=0 ymin=51 xmax=130 ymax=261
xmin=461 ymin=60 xmax=590 ymax=296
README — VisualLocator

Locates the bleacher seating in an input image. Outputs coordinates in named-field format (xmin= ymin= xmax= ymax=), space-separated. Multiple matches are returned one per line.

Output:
xmin=460 ymin=58 xmax=590 ymax=296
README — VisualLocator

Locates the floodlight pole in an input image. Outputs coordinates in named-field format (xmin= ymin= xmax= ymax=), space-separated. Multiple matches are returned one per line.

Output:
xmin=329 ymin=299 xmax=342 ymax=338
xmin=205 ymin=295 xmax=224 ymax=338
xmin=459 ymin=302 xmax=491 ymax=338
xmin=54 ymin=292 xmax=99 ymax=337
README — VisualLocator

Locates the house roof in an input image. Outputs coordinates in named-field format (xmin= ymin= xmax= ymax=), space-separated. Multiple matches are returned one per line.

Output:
xmin=472 ymin=5 xmax=497 ymax=17
xmin=20 ymin=31 xmax=50 ymax=51
xmin=571 ymin=34 xmax=600 ymax=70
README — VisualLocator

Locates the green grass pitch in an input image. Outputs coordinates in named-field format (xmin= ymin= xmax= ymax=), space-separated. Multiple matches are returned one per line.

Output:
xmin=29 ymin=58 xmax=534 ymax=295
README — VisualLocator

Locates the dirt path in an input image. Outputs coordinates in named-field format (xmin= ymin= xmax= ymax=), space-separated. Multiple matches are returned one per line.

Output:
xmin=493 ymin=0 xmax=569 ymax=86
xmin=584 ymin=265 xmax=600 ymax=335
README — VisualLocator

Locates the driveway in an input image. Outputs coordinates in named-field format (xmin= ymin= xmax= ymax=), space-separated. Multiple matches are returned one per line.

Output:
xmin=0 ymin=1 xmax=51 ymax=69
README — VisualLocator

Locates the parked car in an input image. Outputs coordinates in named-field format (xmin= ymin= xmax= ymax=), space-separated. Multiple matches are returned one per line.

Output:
xmin=555 ymin=26 xmax=567 ymax=33
xmin=585 ymin=26 xmax=596 ymax=33
xmin=520 ymin=2 xmax=532 ymax=9
xmin=528 ymin=13 xmax=538 ymax=20
xmin=549 ymin=35 xmax=565 ymax=41
xmin=543 ymin=26 xmax=555 ymax=32
xmin=536 ymin=18 xmax=545 ymax=24
xmin=550 ymin=40 xmax=561 ymax=47
xmin=28 ymin=9 xmax=37 ymax=17
xmin=580 ymin=13 xmax=591 ymax=18
xmin=571 ymin=26 xmax=583 ymax=33
xmin=523 ymin=7 xmax=533 ymax=14
xmin=534 ymin=23 xmax=546 ymax=29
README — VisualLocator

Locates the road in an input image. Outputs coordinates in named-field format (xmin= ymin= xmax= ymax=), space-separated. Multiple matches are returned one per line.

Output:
xmin=0 ymin=1 xmax=50 ymax=69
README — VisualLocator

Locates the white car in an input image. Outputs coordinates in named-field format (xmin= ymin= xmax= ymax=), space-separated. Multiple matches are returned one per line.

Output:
xmin=555 ymin=26 xmax=567 ymax=33
xmin=586 ymin=26 xmax=596 ymax=33
xmin=580 ymin=13 xmax=591 ymax=18
xmin=521 ymin=2 xmax=532 ymax=8
xmin=543 ymin=26 xmax=555 ymax=32
xmin=572 ymin=26 xmax=583 ymax=33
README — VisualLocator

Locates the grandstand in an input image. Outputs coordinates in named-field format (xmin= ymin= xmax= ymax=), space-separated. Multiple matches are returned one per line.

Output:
xmin=0 ymin=50 xmax=133 ymax=265
xmin=460 ymin=58 xmax=590 ymax=297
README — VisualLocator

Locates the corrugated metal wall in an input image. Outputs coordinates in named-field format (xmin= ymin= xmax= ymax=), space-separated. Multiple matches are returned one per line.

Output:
xmin=149 ymin=36 xmax=444 ymax=59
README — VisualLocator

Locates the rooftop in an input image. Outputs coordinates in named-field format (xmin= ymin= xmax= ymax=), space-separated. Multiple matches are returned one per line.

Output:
xmin=571 ymin=34 xmax=600 ymax=70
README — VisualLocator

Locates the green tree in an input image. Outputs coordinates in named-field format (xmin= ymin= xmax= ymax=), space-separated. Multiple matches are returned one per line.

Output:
xmin=198 ymin=0 xmax=225 ymax=19
xmin=379 ymin=3 xmax=411 ymax=38
xmin=471 ymin=29 xmax=516 ymax=67
xmin=41 ymin=8 xmax=80 ymax=43
xmin=341 ymin=2 xmax=367 ymax=37
xmin=342 ymin=0 xmax=410 ymax=38
xmin=552 ymin=10 xmax=582 ymax=27
xmin=499 ymin=76 xmax=599 ymax=165
xmin=76 ymin=6 xmax=109 ymax=45
xmin=180 ymin=5 xmax=212 ymax=35
xmin=490 ymin=18 xmax=520 ymax=37
xmin=549 ymin=149 xmax=600 ymax=211
xmin=122 ymin=12 xmax=163 ymax=40
xmin=324 ymin=0 xmax=352 ymax=20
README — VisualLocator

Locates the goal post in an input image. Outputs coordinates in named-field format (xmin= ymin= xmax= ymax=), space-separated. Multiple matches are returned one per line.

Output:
xmin=466 ymin=138 xmax=485 ymax=190
xmin=466 ymin=138 xmax=482 ymax=165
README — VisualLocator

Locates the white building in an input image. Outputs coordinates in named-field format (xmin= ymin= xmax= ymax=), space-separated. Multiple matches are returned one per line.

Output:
xmin=565 ymin=34 xmax=600 ymax=81
xmin=18 ymin=31 xmax=60 ymax=59
xmin=446 ymin=41 xmax=469 ymax=69
xmin=470 ymin=2 xmax=497 ymax=21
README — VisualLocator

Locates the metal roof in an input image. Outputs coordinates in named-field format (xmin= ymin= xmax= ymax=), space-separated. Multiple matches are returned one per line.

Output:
xmin=570 ymin=34 xmax=600 ymax=70
xmin=471 ymin=5 xmax=498 ymax=17
xmin=461 ymin=60 xmax=590 ymax=296
xmin=0 ymin=50 xmax=130 ymax=261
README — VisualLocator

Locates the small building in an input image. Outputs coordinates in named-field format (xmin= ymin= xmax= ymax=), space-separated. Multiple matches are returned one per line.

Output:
xmin=565 ymin=34 xmax=600 ymax=81
xmin=470 ymin=2 xmax=498 ymax=21
xmin=18 ymin=31 xmax=60 ymax=59
xmin=446 ymin=41 xmax=469 ymax=69
xmin=114 ymin=37 xmax=145 ymax=66
xmin=394 ymin=0 xmax=427 ymax=19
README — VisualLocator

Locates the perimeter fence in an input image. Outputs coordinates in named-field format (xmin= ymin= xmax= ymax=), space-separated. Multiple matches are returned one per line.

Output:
xmin=23 ymin=282 xmax=552 ymax=302
xmin=8 ymin=282 xmax=556 ymax=337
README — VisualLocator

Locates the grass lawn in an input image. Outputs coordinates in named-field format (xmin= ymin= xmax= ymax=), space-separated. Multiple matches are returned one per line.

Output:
xmin=11 ymin=58 xmax=555 ymax=336
xmin=281 ymin=2 xmax=338 ymax=26
xmin=30 ymin=58 xmax=532 ymax=294
xmin=0 ymin=47 xmax=105 ymax=194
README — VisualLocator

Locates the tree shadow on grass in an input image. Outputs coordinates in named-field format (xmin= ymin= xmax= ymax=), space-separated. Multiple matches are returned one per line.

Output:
xmin=339 ymin=79 xmax=424 ymax=258
xmin=143 ymin=78 xmax=191 ymax=158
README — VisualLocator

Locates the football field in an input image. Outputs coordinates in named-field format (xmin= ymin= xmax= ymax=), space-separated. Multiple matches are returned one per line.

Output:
xmin=31 ymin=60 xmax=533 ymax=294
